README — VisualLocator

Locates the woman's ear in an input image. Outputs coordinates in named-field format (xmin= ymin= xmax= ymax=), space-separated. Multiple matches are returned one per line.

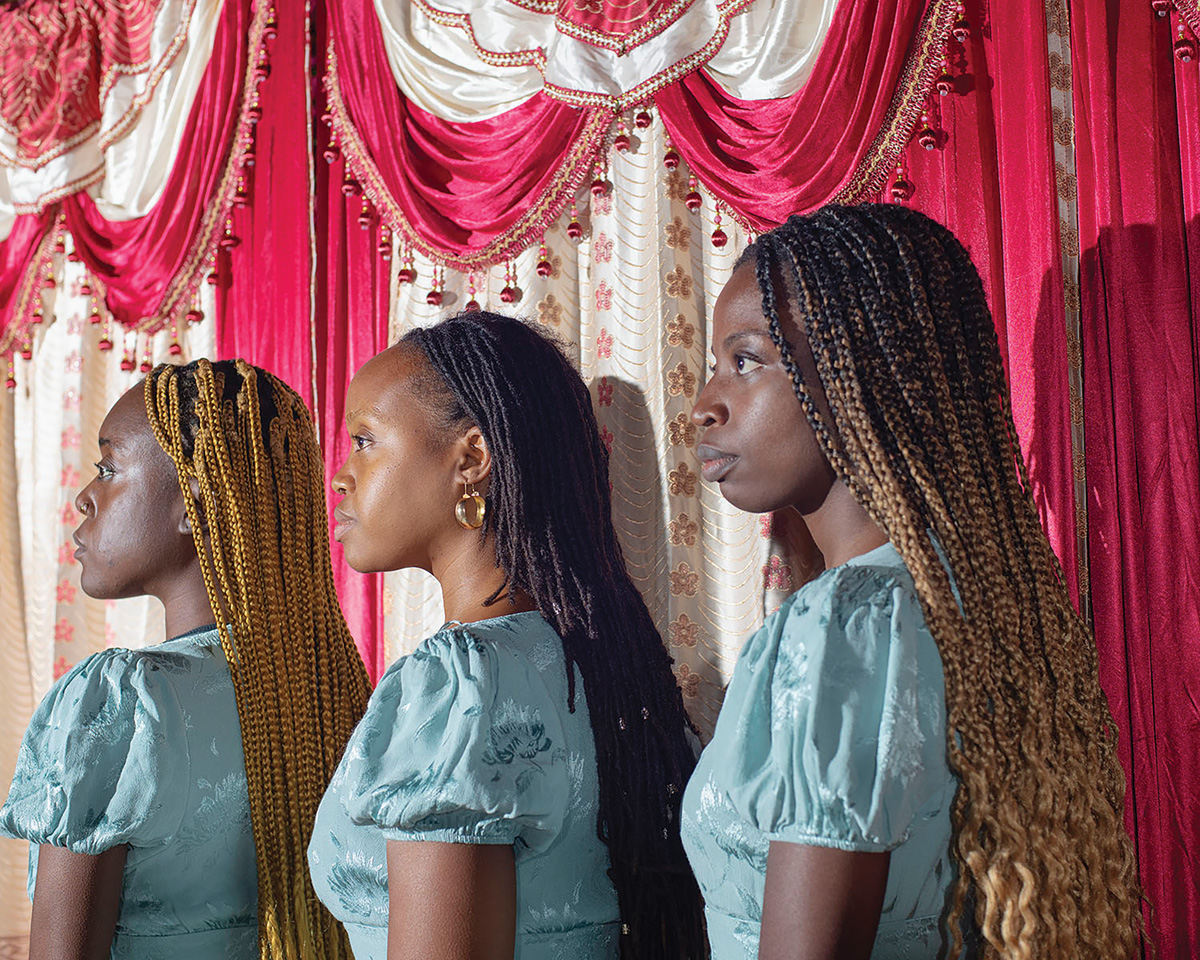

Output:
xmin=457 ymin=426 xmax=492 ymax=491
xmin=179 ymin=475 xmax=208 ymax=535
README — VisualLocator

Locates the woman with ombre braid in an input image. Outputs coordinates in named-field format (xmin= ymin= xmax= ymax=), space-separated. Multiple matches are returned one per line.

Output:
xmin=309 ymin=312 xmax=706 ymax=960
xmin=1 ymin=359 xmax=371 ymax=960
xmin=682 ymin=204 xmax=1143 ymax=960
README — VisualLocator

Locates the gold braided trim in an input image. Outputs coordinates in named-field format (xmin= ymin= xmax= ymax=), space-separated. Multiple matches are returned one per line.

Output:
xmin=0 ymin=120 xmax=101 ymax=170
xmin=531 ymin=0 xmax=695 ymax=55
xmin=834 ymin=0 xmax=958 ymax=203
xmin=129 ymin=0 xmax=271 ymax=335
xmin=409 ymin=0 xmax=754 ymax=110
xmin=0 ymin=212 xmax=65 ymax=358
xmin=1176 ymin=0 xmax=1200 ymax=39
xmin=325 ymin=35 xmax=613 ymax=272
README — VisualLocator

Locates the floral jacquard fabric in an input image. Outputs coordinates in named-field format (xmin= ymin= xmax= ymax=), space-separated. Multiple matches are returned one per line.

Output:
xmin=0 ymin=625 xmax=258 ymax=958
xmin=681 ymin=542 xmax=960 ymax=959
xmin=309 ymin=612 xmax=620 ymax=960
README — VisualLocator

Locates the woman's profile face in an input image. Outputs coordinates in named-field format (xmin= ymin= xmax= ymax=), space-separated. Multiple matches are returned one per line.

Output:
xmin=691 ymin=262 xmax=836 ymax=516
xmin=331 ymin=346 xmax=463 ymax=574
xmin=73 ymin=382 xmax=197 ymax=600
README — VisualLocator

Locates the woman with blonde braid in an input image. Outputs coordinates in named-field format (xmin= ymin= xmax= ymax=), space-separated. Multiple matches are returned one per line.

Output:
xmin=682 ymin=204 xmax=1143 ymax=959
xmin=0 ymin=359 xmax=371 ymax=960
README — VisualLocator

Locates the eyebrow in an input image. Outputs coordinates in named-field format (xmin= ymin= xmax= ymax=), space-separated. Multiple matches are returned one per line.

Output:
xmin=98 ymin=436 xmax=115 ymax=449
xmin=722 ymin=330 xmax=773 ymax=350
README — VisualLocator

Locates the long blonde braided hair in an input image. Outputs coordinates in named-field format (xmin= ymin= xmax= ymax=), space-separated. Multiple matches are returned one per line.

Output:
xmin=745 ymin=205 xmax=1145 ymax=959
xmin=145 ymin=358 xmax=371 ymax=959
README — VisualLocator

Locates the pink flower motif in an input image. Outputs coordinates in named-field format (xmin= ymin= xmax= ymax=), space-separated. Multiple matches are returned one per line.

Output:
xmin=759 ymin=514 xmax=774 ymax=539
xmin=593 ymin=233 xmax=614 ymax=263
xmin=53 ymin=656 xmax=71 ymax=679
xmin=54 ymin=618 xmax=74 ymax=644
xmin=56 ymin=579 xmax=77 ymax=604
xmin=593 ymin=192 xmax=613 ymax=216
xmin=596 ymin=377 xmax=614 ymax=407
xmin=763 ymin=555 xmax=793 ymax=592
xmin=58 ymin=541 xmax=77 ymax=566
xmin=669 ymin=613 xmax=699 ymax=648
xmin=595 ymin=280 xmax=613 ymax=312
xmin=62 ymin=389 xmax=81 ymax=411
xmin=59 ymin=502 xmax=80 ymax=526
xmin=597 ymin=328 xmax=614 ymax=359
xmin=600 ymin=425 xmax=614 ymax=452
xmin=61 ymin=425 xmax=81 ymax=449
xmin=61 ymin=464 xmax=81 ymax=487
xmin=669 ymin=561 xmax=700 ymax=597
xmin=65 ymin=351 xmax=83 ymax=373
xmin=66 ymin=315 xmax=84 ymax=336
xmin=105 ymin=622 xmax=118 ymax=647
xmin=673 ymin=662 xmax=701 ymax=698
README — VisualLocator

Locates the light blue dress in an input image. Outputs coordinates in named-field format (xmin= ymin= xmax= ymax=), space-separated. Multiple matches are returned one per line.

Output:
xmin=681 ymin=542 xmax=959 ymax=959
xmin=0 ymin=625 xmax=257 ymax=959
xmin=308 ymin=611 xmax=620 ymax=960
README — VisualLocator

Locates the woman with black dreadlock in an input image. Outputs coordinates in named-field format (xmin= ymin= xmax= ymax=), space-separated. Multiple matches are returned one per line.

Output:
xmin=0 ymin=360 xmax=371 ymax=960
xmin=308 ymin=312 xmax=706 ymax=960
xmin=681 ymin=204 xmax=1143 ymax=960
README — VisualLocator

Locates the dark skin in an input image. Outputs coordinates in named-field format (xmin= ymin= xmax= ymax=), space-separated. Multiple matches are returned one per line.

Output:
xmin=691 ymin=263 xmax=891 ymax=960
xmin=30 ymin=382 xmax=214 ymax=960
xmin=332 ymin=344 xmax=533 ymax=960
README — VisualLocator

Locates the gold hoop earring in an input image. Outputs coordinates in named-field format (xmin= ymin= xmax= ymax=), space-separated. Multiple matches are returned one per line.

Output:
xmin=455 ymin=482 xmax=486 ymax=530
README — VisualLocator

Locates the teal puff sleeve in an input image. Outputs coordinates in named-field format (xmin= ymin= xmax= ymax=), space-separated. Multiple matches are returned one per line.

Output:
xmin=728 ymin=562 xmax=949 ymax=852
xmin=0 ymin=648 xmax=191 ymax=854
xmin=338 ymin=627 xmax=568 ymax=851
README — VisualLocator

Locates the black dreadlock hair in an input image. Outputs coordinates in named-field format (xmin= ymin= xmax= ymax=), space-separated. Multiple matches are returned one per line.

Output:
xmin=738 ymin=204 xmax=1143 ymax=959
xmin=400 ymin=313 xmax=707 ymax=960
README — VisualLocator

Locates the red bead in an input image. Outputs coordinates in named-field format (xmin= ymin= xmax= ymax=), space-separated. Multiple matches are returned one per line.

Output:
xmin=377 ymin=241 xmax=392 ymax=260
xmin=567 ymin=219 xmax=583 ymax=241
xmin=31 ymin=310 xmax=44 ymax=324
xmin=426 ymin=289 xmax=444 ymax=306
xmin=500 ymin=286 xmax=516 ymax=304
xmin=614 ymin=134 xmax=630 ymax=152
xmin=323 ymin=145 xmax=340 ymax=164
xmin=89 ymin=309 xmax=102 ymax=324
xmin=42 ymin=276 xmax=55 ymax=289
xmin=358 ymin=210 xmax=372 ymax=229
xmin=264 ymin=18 xmax=278 ymax=40
xmin=591 ymin=178 xmax=606 ymax=197
xmin=241 ymin=151 xmax=256 ymax=168
xmin=54 ymin=237 xmax=65 ymax=253
xmin=951 ymin=17 xmax=970 ymax=43
xmin=890 ymin=178 xmax=914 ymax=201
xmin=1152 ymin=0 xmax=1171 ymax=15
xmin=935 ymin=73 xmax=955 ymax=96
xmin=4 ymin=377 xmax=15 ymax=391
xmin=206 ymin=270 xmax=219 ymax=285
xmin=247 ymin=106 xmax=262 ymax=124
xmin=1176 ymin=35 xmax=1197 ymax=61
xmin=120 ymin=356 xmax=135 ymax=371
xmin=465 ymin=299 xmax=480 ymax=312
xmin=98 ymin=337 xmax=114 ymax=351
xmin=634 ymin=111 xmax=652 ymax=128
xmin=536 ymin=259 xmax=552 ymax=277
xmin=21 ymin=346 xmax=32 ymax=360
xmin=663 ymin=149 xmax=680 ymax=170
xmin=397 ymin=267 xmax=416 ymax=284
xmin=711 ymin=227 xmax=728 ymax=248
xmin=139 ymin=360 xmax=153 ymax=373
xmin=685 ymin=190 xmax=702 ymax=212
xmin=321 ymin=111 xmax=335 ymax=127
xmin=80 ymin=281 xmax=92 ymax=296
xmin=254 ymin=62 xmax=270 ymax=80
xmin=168 ymin=341 xmax=183 ymax=356
xmin=918 ymin=126 xmax=937 ymax=150
xmin=186 ymin=308 xmax=204 ymax=324
xmin=341 ymin=179 xmax=360 ymax=196
xmin=219 ymin=233 xmax=239 ymax=249
xmin=232 ymin=188 xmax=249 ymax=207
xmin=67 ymin=250 xmax=81 ymax=262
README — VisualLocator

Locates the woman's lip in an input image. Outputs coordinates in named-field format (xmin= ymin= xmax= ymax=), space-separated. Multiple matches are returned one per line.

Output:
xmin=700 ymin=453 xmax=738 ymax=482
xmin=332 ymin=518 xmax=355 ymax=542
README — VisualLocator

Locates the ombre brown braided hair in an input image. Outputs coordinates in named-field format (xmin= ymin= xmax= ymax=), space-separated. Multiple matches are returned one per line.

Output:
xmin=741 ymin=204 xmax=1144 ymax=959
xmin=145 ymin=358 xmax=371 ymax=960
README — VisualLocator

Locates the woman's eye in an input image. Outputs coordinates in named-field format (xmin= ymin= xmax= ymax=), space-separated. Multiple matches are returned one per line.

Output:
xmin=351 ymin=435 xmax=372 ymax=451
xmin=93 ymin=461 xmax=114 ymax=479
xmin=735 ymin=355 xmax=764 ymax=374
